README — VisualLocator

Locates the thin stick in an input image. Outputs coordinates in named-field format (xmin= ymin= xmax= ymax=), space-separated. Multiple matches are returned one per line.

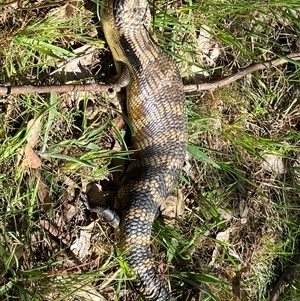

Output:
xmin=18 ymin=0 xmax=71 ymax=11
xmin=269 ymin=250 xmax=300 ymax=301
xmin=0 ymin=0 xmax=71 ymax=10
xmin=0 ymin=0 xmax=18 ymax=8
xmin=183 ymin=52 xmax=300 ymax=93
xmin=0 ymin=83 xmax=120 ymax=96
xmin=0 ymin=53 xmax=299 ymax=96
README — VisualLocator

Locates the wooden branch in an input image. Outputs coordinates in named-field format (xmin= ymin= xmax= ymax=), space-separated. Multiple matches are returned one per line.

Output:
xmin=0 ymin=0 xmax=18 ymax=8
xmin=183 ymin=52 xmax=300 ymax=93
xmin=18 ymin=0 xmax=71 ymax=11
xmin=0 ymin=83 xmax=120 ymax=96
xmin=0 ymin=53 xmax=299 ymax=96
xmin=0 ymin=0 xmax=70 ymax=10
xmin=269 ymin=250 xmax=300 ymax=301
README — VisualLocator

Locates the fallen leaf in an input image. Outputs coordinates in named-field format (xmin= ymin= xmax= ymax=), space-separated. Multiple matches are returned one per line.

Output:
xmin=47 ymin=1 xmax=83 ymax=20
xmin=114 ymin=115 xmax=125 ymax=131
xmin=209 ymin=228 xmax=231 ymax=268
xmin=65 ymin=204 xmax=77 ymax=223
xmin=37 ymin=176 xmax=51 ymax=211
xmin=70 ymin=229 xmax=92 ymax=260
xmin=24 ymin=144 xmax=42 ymax=169
xmin=55 ymin=44 xmax=98 ymax=80
xmin=74 ymin=284 xmax=107 ymax=301
xmin=262 ymin=154 xmax=285 ymax=174
xmin=26 ymin=115 xmax=43 ymax=148
xmin=197 ymin=25 xmax=221 ymax=67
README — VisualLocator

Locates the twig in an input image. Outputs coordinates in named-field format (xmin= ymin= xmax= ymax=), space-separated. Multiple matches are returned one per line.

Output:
xmin=18 ymin=0 xmax=71 ymax=11
xmin=0 ymin=53 xmax=299 ymax=96
xmin=0 ymin=0 xmax=18 ymax=8
xmin=183 ymin=52 xmax=300 ymax=93
xmin=0 ymin=0 xmax=70 ymax=10
xmin=269 ymin=246 xmax=300 ymax=301
xmin=0 ymin=83 xmax=120 ymax=96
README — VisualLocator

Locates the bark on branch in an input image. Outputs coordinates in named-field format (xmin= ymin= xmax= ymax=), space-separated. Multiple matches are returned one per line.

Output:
xmin=0 ymin=83 xmax=120 ymax=96
xmin=0 ymin=53 xmax=299 ymax=96
xmin=183 ymin=52 xmax=300 ymax=93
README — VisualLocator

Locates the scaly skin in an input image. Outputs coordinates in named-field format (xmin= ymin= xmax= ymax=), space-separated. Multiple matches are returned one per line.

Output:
xmin=100 ymin=1 xmax=187 ymax=300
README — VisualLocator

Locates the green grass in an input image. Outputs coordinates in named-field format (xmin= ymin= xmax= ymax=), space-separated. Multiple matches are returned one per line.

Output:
xmin=1 ymin=0 xmax=300 ymax=300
